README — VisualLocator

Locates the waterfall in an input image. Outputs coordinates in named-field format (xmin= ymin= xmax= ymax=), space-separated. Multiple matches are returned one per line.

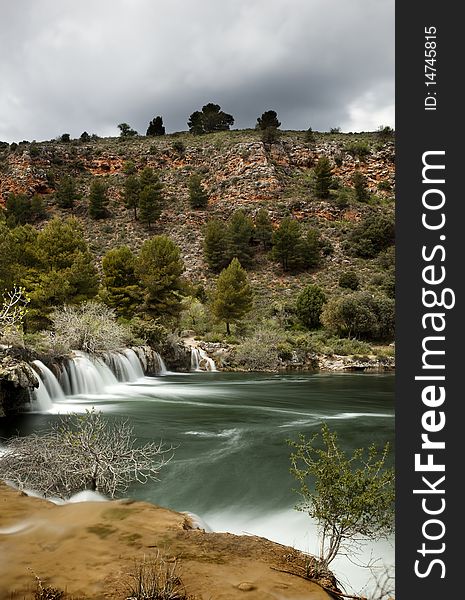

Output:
xmin=190 ymin=348 xmax=217 ymax=372
xmin=156 ymin=352 xmax=167 ymax=375
xmin=65 ymin=352 xmax=119 ymax=395
xmin=31 ymin=375 xmax=54 ymax=412
xmin=32 ymin=361 xmax=65 ymax=401
xmin=29 ymin=348 xmax=168 ymax=410
xmin=103 ymin=349 xmax=144 ymax=382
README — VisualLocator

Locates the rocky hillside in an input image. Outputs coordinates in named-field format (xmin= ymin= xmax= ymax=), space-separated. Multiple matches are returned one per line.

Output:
xmin=0 ymin=130 xmax=394 ymax=310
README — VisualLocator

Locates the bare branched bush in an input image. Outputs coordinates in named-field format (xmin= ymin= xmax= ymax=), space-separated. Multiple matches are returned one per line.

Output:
xmin=0 ymin=410 xmax=173 ymax=499
xmin=124 ymin=551 xmax=194 ymax=600
xmin=49 ymin=301 xmax=131 ymax=354
xmin=0 ymin=285 xmax=30 ymax=345
xmin=234 ymin=327 xmax=292 ymax=371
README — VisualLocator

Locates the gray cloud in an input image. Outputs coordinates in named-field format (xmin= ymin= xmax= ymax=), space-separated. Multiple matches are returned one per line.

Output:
xmin=0 ymin=0 xmax=394 ymax=142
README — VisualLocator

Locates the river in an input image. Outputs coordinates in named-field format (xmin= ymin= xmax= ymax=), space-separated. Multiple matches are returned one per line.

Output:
xmin=0 ymin=369 xmax=395 ymax=596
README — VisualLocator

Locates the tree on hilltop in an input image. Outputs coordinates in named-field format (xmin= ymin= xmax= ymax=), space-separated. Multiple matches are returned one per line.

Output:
xmin=146 ymin=116 xmax=166 ymax=136
xmin=256 ymin=110 xmax=281 ymax=130
xmin=188 ymin=103 xmax=234 ymax=134
xmin=118 ymin=123 xmax=138 ymax=137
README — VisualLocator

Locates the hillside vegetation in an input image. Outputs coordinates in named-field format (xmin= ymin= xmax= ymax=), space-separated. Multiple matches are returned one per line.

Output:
xmin=0 ymin=129 xmax=395 ymax=369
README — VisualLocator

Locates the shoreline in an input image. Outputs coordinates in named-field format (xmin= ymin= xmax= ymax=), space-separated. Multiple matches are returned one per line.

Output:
xmin=0 ymin=481 xmax=337 ymax=600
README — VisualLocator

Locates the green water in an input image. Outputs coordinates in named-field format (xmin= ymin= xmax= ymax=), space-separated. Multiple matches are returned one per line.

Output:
xmin=0 ymin=370 xmax=395 ymax=593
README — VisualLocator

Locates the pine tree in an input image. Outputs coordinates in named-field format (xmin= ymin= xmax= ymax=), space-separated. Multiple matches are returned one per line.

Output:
xmin=212 ymin=258 xmax=253 ymax=335
xmin=187 ymin=103 xmax=234 ymax=134
xmin=146 ymin=116 xmax=165 ymax=136
xmin=139 ymin=182 xmax=162 ymax=229
xmin=140 ymin=167 xmax=158 ymax=188
xmin=135 ymin=236 xmax=184 ymax=318
xmin=123 ymin=174 xmax=141 ymax=220
xmin=314 ymin=157 xmax=333 ymax=199
xmin=271 ymin=217 xmax=304 ymax=271
xmin=301 ymin=228 xmax=322 ymax=269
xmin=254 ymin=208 xmax=273 ymax=249
xmin=55 ymin=175 xmax=80 ymax=209
xmin=188 ymin=174 xmax=209 ymax=209
xmin=256 ymin=110 xmax=281 ymax=130
xmin=204 ymin=219 xmax=230 ymax=272
xmin=351 ymin=171 xmax=370 ymax=202
xmin=101 ymin=246 xmax=141 ymax=318
xmin=227 ymin=210 xmax=254 ymax=268
xmin=88 ymin=178 xmax=109 ymax=219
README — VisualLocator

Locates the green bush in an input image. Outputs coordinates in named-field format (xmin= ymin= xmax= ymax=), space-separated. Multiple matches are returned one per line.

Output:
xmin=296 ymin=284 xmax=326 ymax=329
xmin=321 ymin=291 xmax=395 ymax=340
xmin=347 ymin=213 xmax=395 ymax=258
xmin=338 ymin=269 xmax=360 ymax=290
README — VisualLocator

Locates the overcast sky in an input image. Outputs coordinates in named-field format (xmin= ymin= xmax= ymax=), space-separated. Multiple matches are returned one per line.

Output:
xmin=0 ymin=0 xmax=394 ymax=143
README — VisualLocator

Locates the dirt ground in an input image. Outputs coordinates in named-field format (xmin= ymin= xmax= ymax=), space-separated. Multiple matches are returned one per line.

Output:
xmin=0 ymin=483 xmax=336 ymax=600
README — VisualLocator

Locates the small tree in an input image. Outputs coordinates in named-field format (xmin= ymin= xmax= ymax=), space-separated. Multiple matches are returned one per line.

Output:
xmin=123 ymin=174 xmax=141 ymax=220
xmin=0 ymin=410 xmax=172 ymax=498
xmin=204 ymin=219 xmax=230 ymax=272
xmin=271 ymin=217 xmax=303 ymax=271
xmin=146 ymin=116 xmax=166 ymax=136
xmin=212 ymin=258 xmax=252 ymax=335
xmin=55 ymin=175 xmax=80 ymax=209
xmin=314 ymin=157 xmax=333 ymax=198
xmin=227 ymin=209 xmax=254 ymax=268
xmin=118 ymin=123 xmax=138 ymax=137
xmin=135 ymin=235 xmax=184 ymax=318
xmin=188 ymin=174 xmax=209 ymax=209
xmin=296 ymin=284 xmax=326 ymax=329
xmin=101 ymin=246 xmax=141 ymax=319
xmin=304 ymin=127 xmax=315 ymax=144
xmin=351 ymin=170 xmax=370 ymax=202
xmin=256 ymin=110 xmax=281 ymax=130
xmin=289 ymin=424 xmax=394 ymax=566
xmin=80 ymin=131 xmax=90 ymax=142
xmin=254 ymin=208 xmax=273 ymax=249
xmin=139 ymin=182 xmax=163 ymax=229
xmin=88 ymin=178 xmax=109 ymax=219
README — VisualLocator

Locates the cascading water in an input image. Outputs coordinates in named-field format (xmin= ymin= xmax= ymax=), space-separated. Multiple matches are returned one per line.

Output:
xmin=190 ymin=347 xmax=217 ymax=372
xmin=103 ymin=349 xmax=144 ymax=382
xmin=30 ymin=348 xmax=167 ymax=410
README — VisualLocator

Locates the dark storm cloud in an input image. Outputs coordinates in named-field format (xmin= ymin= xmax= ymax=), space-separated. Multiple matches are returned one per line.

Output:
xmin=0 ymin=0 xmax=394 ymax=142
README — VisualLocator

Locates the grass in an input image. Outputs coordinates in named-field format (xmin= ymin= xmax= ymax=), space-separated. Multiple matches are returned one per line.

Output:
xmin=124 ymin=551 xmax=196 ymax=600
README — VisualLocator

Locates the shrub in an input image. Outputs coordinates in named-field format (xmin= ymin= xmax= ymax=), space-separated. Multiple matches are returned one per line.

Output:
xmin=289 ymin=424 xmax=395 ymax=566
xmin=234 ymin=327 xmax=290 ymax=371
xmin=49 ymin=301 xmax=131 ymax=354
xmin=188 ymin=173 xmax=208 ymax=209
xmin=338 ymin=269 xmax=360 ymax=290
xmin=351 ymin=170 xmax=370 ymax=202
xmin=345 ymin=141 xmax=371 ymax=160
xmin=321 ymin=291 xmax=395 ymax=340
xmin=296 ymin=284 xmax=326 ymax=329
xmin=347 ymin=213 xmax=395 ymax=258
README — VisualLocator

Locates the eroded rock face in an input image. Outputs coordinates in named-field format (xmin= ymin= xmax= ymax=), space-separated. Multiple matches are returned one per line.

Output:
xmin=0 ymin=353 xmax=39 ymax=416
